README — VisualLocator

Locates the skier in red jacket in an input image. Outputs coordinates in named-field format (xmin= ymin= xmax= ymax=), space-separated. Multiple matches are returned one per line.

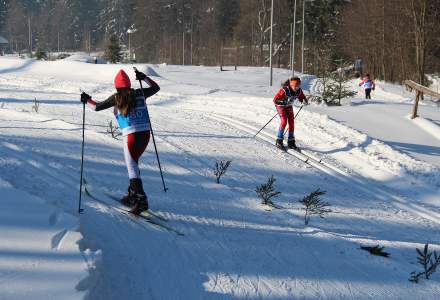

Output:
xmin=80 ymin=69 xmax=160 ymax=214
xmin=273 ymin=77 xmax=307 ymax=150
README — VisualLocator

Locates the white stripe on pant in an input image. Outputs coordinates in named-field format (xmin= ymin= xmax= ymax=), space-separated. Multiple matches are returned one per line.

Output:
xmin=123 ymin=135 xmax=140 ymax=179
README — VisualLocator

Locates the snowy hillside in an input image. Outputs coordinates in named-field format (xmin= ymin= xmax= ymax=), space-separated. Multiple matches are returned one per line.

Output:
xmin=1 ymin=56 xmax=439 ymax=299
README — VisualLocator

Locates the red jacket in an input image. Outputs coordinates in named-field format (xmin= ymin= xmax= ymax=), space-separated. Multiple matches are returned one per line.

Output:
xmin=273 ymin=87 xmax=306 ymax=105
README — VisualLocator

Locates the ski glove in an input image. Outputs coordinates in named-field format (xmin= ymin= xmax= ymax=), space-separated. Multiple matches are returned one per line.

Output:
xmin=275 ymin=99 xmax=287 ymax=105
xmin=276 ymin=97 xmax=295 ymax=106
xmin=135 ymin=70 xmax=147 ymax=81
xmin=80 ymin=92 xmax=91 ymax=104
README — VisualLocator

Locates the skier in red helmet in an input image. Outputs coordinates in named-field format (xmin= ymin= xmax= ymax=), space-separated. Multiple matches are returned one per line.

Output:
xmin=80 ymin=69 xmax=160 ymax=214
xmin=273 ymin=76 xmax=307 ymax=150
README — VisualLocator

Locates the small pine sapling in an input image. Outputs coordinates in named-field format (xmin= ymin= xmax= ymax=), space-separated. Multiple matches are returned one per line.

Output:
xmin=360 ymin=245 xmax=390 ymax=258
xmin=32 ymin=98 xmax=40 ymax=112
xmin=107 ymin=120 xmax=122 ymax=139
xmin=213 ymin=160 xmax=231 ymax=184
xmin=409 ymin=243 xmax=440 ymax=283
xmin=35 ymin=48 xmax=48 ymax=60
xmin=299 ymin=188 xmax=330 ymax=225
xmin=256 ymin=175 xmax=281 ymax=207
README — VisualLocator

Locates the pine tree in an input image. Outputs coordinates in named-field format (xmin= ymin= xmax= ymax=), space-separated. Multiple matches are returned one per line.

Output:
xmin=105 ymin=34 xmax=122 ymax=63
xmin=215 ymin=0 xmax=240 ymax=44
xmin=327 ymin=60 xmax=356 ymax=105
xmin=0 ymin=0 xmax=8 ymax=34
xmin=98 ymin=0 xmax=132 ymax=40
xmin=4 ymin=1 xmax=28 ymax=53
xmin=304 ymin=0 xmax=348 ymax=73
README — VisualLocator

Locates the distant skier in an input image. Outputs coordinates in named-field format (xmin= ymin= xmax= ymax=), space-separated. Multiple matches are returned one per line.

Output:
xmin=80 ymin=69 xmax=160 ymax=214
xmin=359 ymin=73 xmax=375 ymax=99
xmin=273 ymin=76 xmax=307 ymax=150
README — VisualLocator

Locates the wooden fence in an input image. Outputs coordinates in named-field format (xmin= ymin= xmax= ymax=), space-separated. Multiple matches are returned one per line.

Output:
xmin=403 ymin=80 xmax=440 ymax=119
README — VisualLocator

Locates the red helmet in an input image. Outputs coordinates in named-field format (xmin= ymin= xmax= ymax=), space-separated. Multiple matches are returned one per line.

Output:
xmin=114 ymin=69 xmax=131 ymax=89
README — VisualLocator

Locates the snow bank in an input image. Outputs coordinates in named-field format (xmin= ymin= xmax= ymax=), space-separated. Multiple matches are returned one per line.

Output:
xmin=138 ymin=65 xmax=161 ymax=77
xmin=0 ymin=178 xmax=87 ymax=300
xmin=411 ymin=116 xmax=440 ymax=141
xmin=63 ymin=53 xmax=107 ymax=64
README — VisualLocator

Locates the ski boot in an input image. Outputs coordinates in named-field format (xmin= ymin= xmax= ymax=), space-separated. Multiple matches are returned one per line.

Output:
xmin=275 ymin=138 xmax=286 ymax=151
xmin=127 ymin=178 xmax=149 ymax=215
xmin=130 ymin=194 xmax=149 ymax=215
xmin=121 ymin=186 xmax=136 ymax=207
xmin=287 ymin=138 xmax=298 ymax=150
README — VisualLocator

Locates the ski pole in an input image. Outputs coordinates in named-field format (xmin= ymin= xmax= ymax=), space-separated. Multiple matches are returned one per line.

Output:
xmin=254 ymin=111 xmax=279 ymax=137
xmin=78 ymin=100 xmax=86 ymax=214
xmin=283 ymin=104 xmax=304 ymax=136
xmin=133 ymin=67 xmax=168 ymax=192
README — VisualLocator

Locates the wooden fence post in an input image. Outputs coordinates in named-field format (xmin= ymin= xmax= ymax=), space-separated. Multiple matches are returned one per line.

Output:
xmin=411 ymin=91 xmax=421 ymax=119
xmin=404 ymin=80 xmax=440 ymax=119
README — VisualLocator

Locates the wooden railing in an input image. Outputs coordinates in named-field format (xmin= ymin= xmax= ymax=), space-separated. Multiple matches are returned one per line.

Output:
xmin=404 ymin=80 xmax=440 ymax=119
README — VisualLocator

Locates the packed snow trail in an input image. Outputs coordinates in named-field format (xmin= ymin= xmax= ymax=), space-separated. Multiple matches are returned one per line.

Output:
xmin=1 ymin=57 xmax=439 ymax=299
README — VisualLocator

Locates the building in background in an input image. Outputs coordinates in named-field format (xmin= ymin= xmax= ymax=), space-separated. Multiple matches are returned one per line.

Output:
xmin=0 ymin=36 xmax=8 ymax=55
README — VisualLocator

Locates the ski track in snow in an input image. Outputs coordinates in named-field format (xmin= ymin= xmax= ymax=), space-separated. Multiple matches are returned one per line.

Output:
xmin=1 ymin=57 xmax=440 ymax=299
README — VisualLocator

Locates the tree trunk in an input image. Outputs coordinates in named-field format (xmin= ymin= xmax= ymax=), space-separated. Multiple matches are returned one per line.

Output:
xmin=411 ymin=0 xmax=427 ymax=85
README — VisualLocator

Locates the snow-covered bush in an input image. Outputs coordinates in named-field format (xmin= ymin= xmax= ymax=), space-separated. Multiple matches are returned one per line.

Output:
xmin=360 ymin=245 xmax=390 ymax=257
xmin=213 ymin=160 xmax=231 ymax=184
xmin=107 ymin=120 xmax=121 ymax=139
xmin=32 ymin=98 xmax=40 ymax=113
xmin=299 ymin=188 xmax=330 ymax=225
xmin=35 ymin=48 xmax=47 ymax=60
xmin=256 ymin=175 xmax=281 ymax=207
xmin=409 ymin=243 xmax=440 ymax=283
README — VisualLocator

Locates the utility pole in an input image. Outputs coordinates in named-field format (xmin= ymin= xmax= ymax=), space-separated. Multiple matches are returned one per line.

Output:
xmin=292 ymin=0 xmax=297 ymax=76
xmin=88 ymin=31 xmax=91 ymax=54
xmin=301 ymin=0 xmax=305 ymax=74
xmin=269 ymin=0 xmax=274 ymax=86
xmin=190 ymin=14 xmax=194 ymax=65
xmin=290 ymin=23 xmax=293 ymax=72
xmin=127 ymin=27 xmax=136 ymax=62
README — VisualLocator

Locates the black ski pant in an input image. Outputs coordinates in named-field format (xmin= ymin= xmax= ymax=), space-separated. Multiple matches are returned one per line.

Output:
xmin=365 ymin=88 xmax=372 ymax=99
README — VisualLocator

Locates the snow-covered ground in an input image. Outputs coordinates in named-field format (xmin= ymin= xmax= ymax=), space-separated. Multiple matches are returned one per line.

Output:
xmin=0 ymin=164 xmax=87 ymax=299
xmin=311 ymin=79 xmax=440 ymax=168
xmin=1 ymin=56 xmax=439 ymax=299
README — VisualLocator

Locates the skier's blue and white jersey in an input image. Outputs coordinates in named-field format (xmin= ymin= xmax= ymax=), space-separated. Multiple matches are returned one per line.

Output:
xmin=114 ymin=92 xmax=150 ymax=136
xmin=86 ymin=77 xmax=160 ymax=136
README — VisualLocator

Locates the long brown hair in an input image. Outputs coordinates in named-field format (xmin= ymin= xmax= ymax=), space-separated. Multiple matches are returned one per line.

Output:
xmin=115 ymin=88 xmax=136 ymax=116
